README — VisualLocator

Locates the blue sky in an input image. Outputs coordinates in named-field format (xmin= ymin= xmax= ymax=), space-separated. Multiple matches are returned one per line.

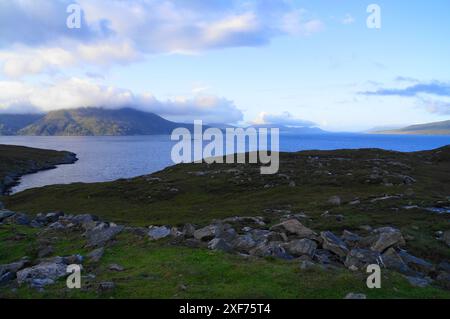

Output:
xmin=0 ymin=0 xmax=449 ymax=131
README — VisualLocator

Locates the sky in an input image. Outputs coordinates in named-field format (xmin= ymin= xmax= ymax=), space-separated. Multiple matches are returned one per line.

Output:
xmin=0 ymin=0 xmax=449 ymax=131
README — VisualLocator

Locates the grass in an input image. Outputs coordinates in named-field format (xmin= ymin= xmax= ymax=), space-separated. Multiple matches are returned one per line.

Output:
xmin=1 ymin=229 xmax=449 ymax=299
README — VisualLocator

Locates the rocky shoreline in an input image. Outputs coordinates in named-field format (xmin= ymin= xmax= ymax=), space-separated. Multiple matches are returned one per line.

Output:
xmin=1 ymin=207 xmax=449 ymax=294
xmin=0 ymin=146 xmax=78 ymax=195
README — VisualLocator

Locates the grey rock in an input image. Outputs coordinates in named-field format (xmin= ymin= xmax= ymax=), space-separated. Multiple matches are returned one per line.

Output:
xmin=299 ymin=260 xmax=317 ymax=270
xmin=182 ymin=224 xmax=196 ymax=238
xmin=86 ymin=225 xmax=124 ymax=248
xmin=371 ymin=228 xmax=405 ymax=253
xmin=344 ymin=249 xmax=380 ymax=269
xmin=405 ymin=276 xmax=432 ymax=288
xmin=437 ymin=261 xmax=450 ymax=273
xmin=344 ymin=293 xmax=367 ymax=299
xmin=0 ymin=271 xmax=15 ymax=285
xmin=270 ymin=219 xmax=315 ymax=238
xmin=109 ymin=264 xmax=125 ymax=272
xmin=436 ymin=271 xmax=450 ymax=289
xmin=328 ymin=196 xmax=341 ymax=206
xmin=321 ymin=231 xmax=349 ymax=257
xmin=47 ymin=222 xmax=65 ymax=230
xmin=342 ymin=230 xmax=362 ymax=245
xmin=0 ymin=210 xmax=15 ymax=222
xmin=9 ymin=213 xmax=30 ymax=225
xmin=208 ymin=238 xmax=232 ymax=252
xmin=313 ymin=249 xmax=333 ymax=264
xmin=232 ymin=234 xmax=257 ymax=253
xmin=72 ymin=214 xmax=98 ymax=224
xmin=0 ymin=258 xmax=30 ymax=277
xmin=148 ymin=226 xmax=171 ymax=240
xmin=193 ymin=225 xmax=220 ymax=241
xmin=99 ymin=281 xmax=115 ymax=291
xmin=17 ymin=262 xmax=67 ymax=286
xmin=397 ymin=250 xmax=434 ymax=274
xmin=87 ymin=247 xmax=104 ymax=263
xmin=38 ymin=246 xmax=54 ymax=259
xmin=250 ymin=242 xmax=292 ymax=259
xmin=284 ymin=239 xmax=317 ymax=257
xmin=381 ymin=248 xmax=411 ymax=274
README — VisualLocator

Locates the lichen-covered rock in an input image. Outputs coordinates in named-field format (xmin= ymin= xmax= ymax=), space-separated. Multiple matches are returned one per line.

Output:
xmin=371 ymin=227 xmax=405 ymax=252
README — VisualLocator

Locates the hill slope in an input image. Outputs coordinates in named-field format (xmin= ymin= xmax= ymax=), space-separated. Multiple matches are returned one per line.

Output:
xmin=0 ymin=114 xmax=44 ymax=135
xmin=18 ymin=107 xmax=192 ymax=136
xmin=375 ymin=120 xmax=450 ymax=135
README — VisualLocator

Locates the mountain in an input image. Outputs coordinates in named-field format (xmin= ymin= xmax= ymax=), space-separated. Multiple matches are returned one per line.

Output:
xmin=249 ymin=124 xmax=328 ymax=134
xmin=0 ymin=114 xmax=44 ymax=135
xmin=374 ymin=120 xmax=450 ymax=135
xmin=17 ymin=107 xmax=193 ymax=136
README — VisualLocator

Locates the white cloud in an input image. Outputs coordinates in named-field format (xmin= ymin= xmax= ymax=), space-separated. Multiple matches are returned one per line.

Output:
xmin=0 ymin=78 xmax=243 ymax=123
xmin=252 ymin=111 xmax=316 ymax=127
xmin=342 ymin=14 xmax=355 ymax=25
xmin=0 ymin=0 xmax=325 ymax=77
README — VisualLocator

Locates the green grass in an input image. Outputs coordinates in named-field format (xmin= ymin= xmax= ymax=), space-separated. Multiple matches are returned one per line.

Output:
xmin=1 ymin=230 xmax=449 ymax=299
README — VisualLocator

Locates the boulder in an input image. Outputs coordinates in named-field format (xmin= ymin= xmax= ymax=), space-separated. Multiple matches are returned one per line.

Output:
xmin=232 ymin=234 xmax=257 ymax=253
xmin=397 ymin=250 xmax=434 ymax=274
xmin=341 ymin=230 xmax=362 ymax=247
xmin=99 ymin=281 xmax=115 ymax=291
xmin=0 ymin=210 xmax=15 ymax=222
xmin=270 ymin=219 xmax=315 ymax=238
xmin=86 ymin=225 xmax=124 ymax=248
xmin=344 ymin=249 xmax=380 ymax=269
xmin=0 ymin=271 xmax=15 ymax=285
xmin=371 ymin=228 xmax=405 ymax=252
xmin=284 ymin=239 xmax=317 ymax=257
xmin=321 ymin=231 xmax=349 ymax=257
xmin=404 ymin=276 xmax=432 ymax=288
xmin=208 ymin=238 xmax=232 ymax=252
xmin=381 ymin=248 xmax=411 ymax=274
xmin=7 ymin=213 xmax=30 ymax=225
xmin=182 ymin=224 xmax=196 ymax=238
xmin=193 ymin=225 xmax=220 ymax=241
xmin=250 ymin=242 xmax=292 ymax=259
xmin=313 ymin=249 xmax=333 ymax=265
xmin=17 ymin=262 xmax=67 ymax=286
xmin=0 ymin=258 xmax=30 ymax=277
xmin=148 ymin=226 xmax=171 ymax=240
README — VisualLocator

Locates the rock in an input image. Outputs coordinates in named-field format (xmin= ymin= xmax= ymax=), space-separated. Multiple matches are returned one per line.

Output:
xmin=44 ymin=211 xmax=64 ymax=223
xmin=8 ymin=213 xmax=30 ymax=225
xmin=0 ymin=210 xmax=15 ymax=222
xmin=99 ymin=281 xmax=115 ymax=291
xmin=0 ymin=271 xmax=15 ymax=285
xmin=284 ymin=239 xmax=317 ymax=257
xmin=0 ymin=258 xmax=30 ymax=277
xmin=270 ymin=219 xmax=315 ymax=238
xmin=299 ymin=260 xmax=317 ymax=270
xmin=436 ymin=272 xmax=450 ymax=289
xmin=381 ymin=248 xmax=411 ymax=274
xmin=148 ymin=226 xmax=171 ymax=240
xmin=208 ymin=238 xmax=232 ymax=252
xmin=109 ymin=264 xmax=125 ymax=272
xmin=344 ymin=249 xmax=381 ymax=269
xmin=443 ymin=230 xmax=450 ymax=247
xmin=87 ymin=247 xmax=104 ymax=263
xmin=86 ymin=225 xmax=124 ymax=248
xmin=328 ymin=196 xmax=341 ymax=206
xmin=349 ymin=200 xmax=361 ymax=206
xmin=342 ymin=230 xmax=362 ymax=246
xmin=219 ymin=227 xmax=238 ymax=242
xmin=47 ymin=222 xmax=65 ymax=230
xmin=437 ymin=261 xmax=450 ymax=273
xmin=313 ymin=249 xmax=333 ymax=265
xmin=344 ymin=293 xmax=367 ymax=299
xmin=182 ymin=224 xmax=196 ymax=238
xmin=232 ymin=234 xmax=257 ymax=253
xmin=359 ymin=225 xmax=373 ymax=232
xmin=371 ymin=227 xmax=405 ymax=253
xmin=404 ymin=276 xmax=432 ymax=288
xmin=397 ymin=250 xmax=434 ymax=274
xmin=72 ymin=214 xmax=98 ymax=224
xmin=17 ymin=262 xmax=67 ymax=286
xmin=63 ymin=254 xmax=83 ymax=265
xmin=321 ymin=231 xmax=349 ymax=257
xmin=250 ymin=242 xmax=292 ymax=259
xmin=193 ymin=225 xmax=220 ymax=241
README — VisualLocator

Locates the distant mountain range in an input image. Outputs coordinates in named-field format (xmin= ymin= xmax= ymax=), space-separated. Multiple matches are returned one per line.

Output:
xmin=373 ymin=120 xmax=450 ymax=135
xmin=0 ymin=107 xmax=326 ymax=136
xmin=0 ymin=108 xmax=195 ymax=136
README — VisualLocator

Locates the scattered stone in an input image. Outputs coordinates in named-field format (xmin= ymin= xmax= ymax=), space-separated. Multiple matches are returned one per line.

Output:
xmin=345 ymin=249 xmax=380 ymax=269
xmin=250 ymin=242 xmax=291 ymax=259
xmin=349 ymin=200 xmax=361 ymax=206
xmin=359 ymin=225 xmax=373 ymax=232
xmin=270 ymin=219 xmax=315 ymax=238
xmin=182 ymin=224 xmax=196 ymax=238
xmin=284 ymin=239 xmax=317 ymax=257
xmin=148 ymin=226 xmax=171 ymax=240
xmin=0 ymin=271 xmax=15 ymax=285
xmin=328 ymin=196 xmax=341 ymax=206
xmin=0 ymin=210 xmax=15 ymax=222
xmin=47 ymin=221 xmax=65 ymax=230
xmin=405 ymin=276 xmax=432 ymax=288
xmin=371 ymin=227 xmax=405 ymax=253
xmin=344 ymin=293 xmax=367 ymax=299
xmin=87 ymin=247 xmax=104 ymax=263
xmin=397 ymin=250 xmax=433 ymax=274
xmin=109 ymin=264 xmax=125 ymax=272
xmin=381 ymin=248 xmax=410 ymax=274
xmin=341 ymin=230 xmax=362 ymax=246
xmin=17 ymin=262 xmax=67 ymax=286
xmin=208 ymin=238 xmax=232 ymax=252
xmin=86 ymin=225 xmax=124 ymax=248
xmin=193 ymin=225 xmax=220 ymax=241
xmin=99 ymin=281 xmax=115 ymax=291
xmin=321 ymin=231 xmax=349 ymax=257
xmin=232 ymin=234 xmax=257 ymax=253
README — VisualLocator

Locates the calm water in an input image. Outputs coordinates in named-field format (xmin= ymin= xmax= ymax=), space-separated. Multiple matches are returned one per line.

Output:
xmin=0 ymin=133 xmax=448 ymax=194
